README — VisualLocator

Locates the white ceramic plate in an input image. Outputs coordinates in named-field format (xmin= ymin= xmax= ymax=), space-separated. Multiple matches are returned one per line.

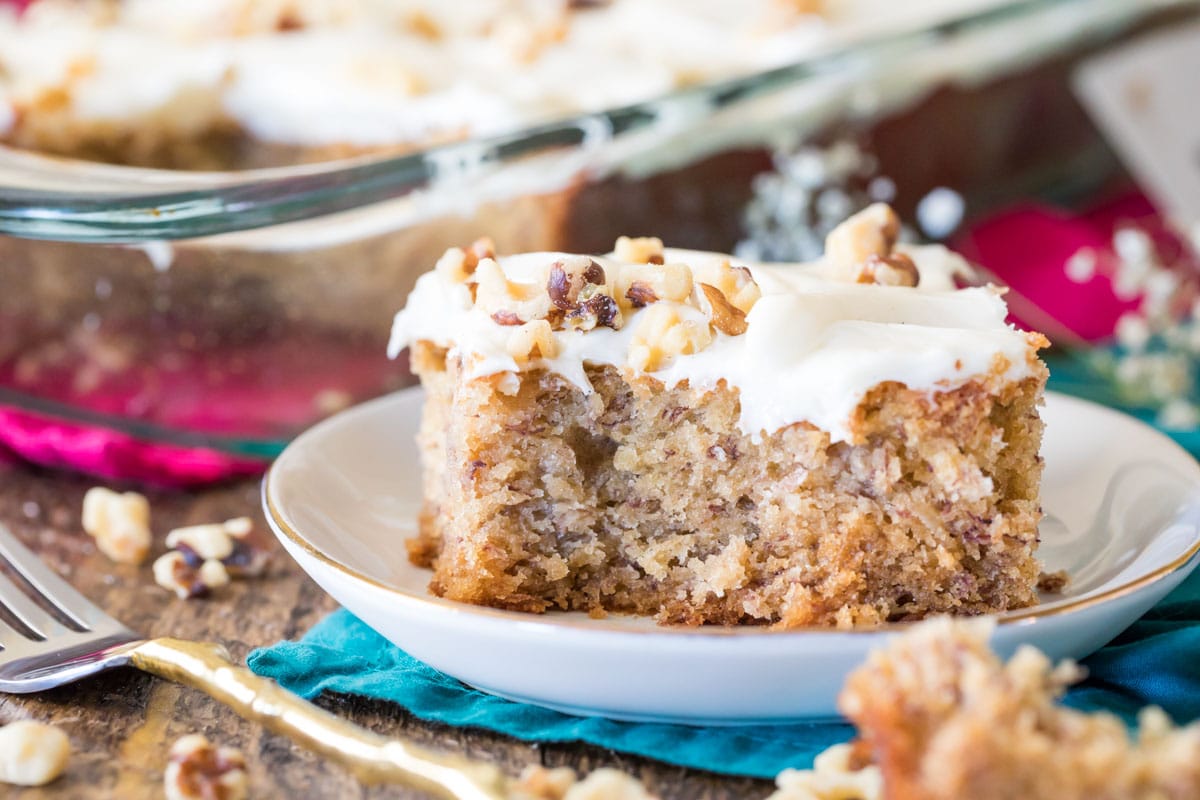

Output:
xmin=264 ymin=389 xmax=1200 ymax=723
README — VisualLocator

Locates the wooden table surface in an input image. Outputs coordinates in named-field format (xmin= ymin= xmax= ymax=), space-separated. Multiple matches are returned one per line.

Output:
xmin=0 ymin=459 xmax=775 ymax=799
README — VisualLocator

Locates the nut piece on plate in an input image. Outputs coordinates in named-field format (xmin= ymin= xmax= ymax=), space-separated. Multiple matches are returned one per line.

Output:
xmin=511 ymin=765 xmax=659 ymax=800
xmin=824 ymin=204 xmax=919 ymax=288
xmin=765 ymin=743 xmax=882 ymax=800
xmin=0 ymin=720 xmax=71 ymax=787
xmin=81 ymin=486 xmax=152 ymax=565
xmin=164 ymin=734 xmax=248 ymax=800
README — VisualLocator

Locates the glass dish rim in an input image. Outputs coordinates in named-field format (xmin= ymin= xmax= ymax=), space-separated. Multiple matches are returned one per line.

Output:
xmin=0 ymin=0 xmax=1178 ymax=244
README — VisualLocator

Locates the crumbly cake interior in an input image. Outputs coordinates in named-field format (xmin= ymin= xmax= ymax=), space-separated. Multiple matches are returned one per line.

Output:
xmin=840 ymin=619 xmax=1200 ymax=799
xmin=409 ymin=342 xmax=1045 ymax=628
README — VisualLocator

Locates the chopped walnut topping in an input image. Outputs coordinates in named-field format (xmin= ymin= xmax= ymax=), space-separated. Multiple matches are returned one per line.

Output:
xmin=624 ymin=281 xmax=660 ymax=308
xmin=164 ymin=735 xmax=248 ymax=800
xmin=857 ymin=253 xmax=919 ymax=288
xmin=474 ymin=259 xmax=554 ymax=325
xmin=698 ymin=283 xmax=748 ymax=336
xmin=547 ymin=257 xmax=607 ymax=309
xmin=507 ymin=319 xmax=560 ymax=362
xmin=613 ymin=235 xmax=665 ymax=265
xmin=546 ymin=257 xmax=623 ymax=331
xmin=0 ymin=720 xmax=70 ymax=787
xmin=434 ymin=238 xmax=496 ymax=284
xmin=825 ymin=204 xmax=919 ymax=287
xmin=81 ymin=486 xmax=152 ymax=565
xmin=708 ymin=261 xmax=762 ymax=313
xmin=629 ymin=303 xmax=713 ymax=372
xmin=616 ymin=262 xmax=694 ymax=309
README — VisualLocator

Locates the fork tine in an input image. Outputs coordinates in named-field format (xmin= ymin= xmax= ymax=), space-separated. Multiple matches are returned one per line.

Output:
xmin=0 ymin=566 xmax=69 ymax=638
xmin=0 ymin=523 xmax=113 ymax=632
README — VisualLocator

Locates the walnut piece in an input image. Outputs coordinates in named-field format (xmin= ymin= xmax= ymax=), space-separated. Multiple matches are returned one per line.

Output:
xmin=0 ymin=721 xmax=70 ymax=787
xmin=507 ymin=319 xmax=560 ymax=362
xmin=824 ymin=203 xmax=918 ymax=287
xmin=153 ymin=550 xmax=231 ymax=600
xmin=765 ymin=743 xmax=882 ymax=800
xmin=547 ymin=257 xmax=623 ymax=331
xmin=708 ymin=261 xmax=762 ymax=313
xmin=613 ymin=235 xmax=665 ymax=265
xmin=629 ymin=303 xmax=713 ymax=372
xmin=474 ymin=258 xmax=553 ymax=324
xmin=434 ymin=237 xmax=496 ymax=284
xmin=510 ymin=766 xmax=658 ymax=800
xmin=164 ymin=735 xmax=247 ymax=800
xmin=155 ymin=517 xmax=267 ymax=599
xmin=857 ymin=253 xmax=919 ymax=288
xmin=616 ymin=262 xmax=693 ymax=309
xmin=698 ymin=283 xmax=748 ymax=336
xmin=81 ymin=486 xmax=151 ymax=565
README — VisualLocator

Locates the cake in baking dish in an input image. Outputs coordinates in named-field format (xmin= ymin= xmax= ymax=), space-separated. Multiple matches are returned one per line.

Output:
xmin=388 ymin=204 xmax=1049 ymax=628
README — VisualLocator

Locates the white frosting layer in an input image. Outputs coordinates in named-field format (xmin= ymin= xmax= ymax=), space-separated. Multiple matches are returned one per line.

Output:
xmin=389 ymin=245 xmax=1040 ymax=443
xmin=0 ymin=0 xmax=1015 ymax=148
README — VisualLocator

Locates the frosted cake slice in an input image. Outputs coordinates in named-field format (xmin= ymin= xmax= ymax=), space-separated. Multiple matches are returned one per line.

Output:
xmin=389 ymin=205 xmax=1049 ymax=628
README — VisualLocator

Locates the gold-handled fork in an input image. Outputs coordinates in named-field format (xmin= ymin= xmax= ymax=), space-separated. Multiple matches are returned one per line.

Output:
xmin=0 ymin=522 xmax=509 ymax=799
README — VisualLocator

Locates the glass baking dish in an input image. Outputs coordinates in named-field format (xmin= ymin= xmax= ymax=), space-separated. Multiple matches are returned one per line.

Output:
xmin=0 ymin=0 xmax=1193 ymax=470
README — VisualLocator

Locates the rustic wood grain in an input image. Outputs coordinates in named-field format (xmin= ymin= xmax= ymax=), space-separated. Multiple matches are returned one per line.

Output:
xmin=0 ymin=460 xmax=776 ymax=799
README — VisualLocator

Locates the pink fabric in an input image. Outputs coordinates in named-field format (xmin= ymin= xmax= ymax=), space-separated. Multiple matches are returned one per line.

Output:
xmin=0 ymin=406 xmax=265 ymax=487
xmin=953 ymin=192 xmax=1191 ymax=344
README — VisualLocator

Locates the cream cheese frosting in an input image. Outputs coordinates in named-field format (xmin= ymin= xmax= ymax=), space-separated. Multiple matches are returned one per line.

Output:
xmin=0 ymin=0 xmax=1017 ymax=151
xmin=388 ymin=238 xmax=1042 ymax=444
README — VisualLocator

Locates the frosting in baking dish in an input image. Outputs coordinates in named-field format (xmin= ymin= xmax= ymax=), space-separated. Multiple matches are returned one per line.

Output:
xmin=0 ymin=0 xmax=1016 ymax=150
xmin=389 ymin=243 xmax=1042 ymax=444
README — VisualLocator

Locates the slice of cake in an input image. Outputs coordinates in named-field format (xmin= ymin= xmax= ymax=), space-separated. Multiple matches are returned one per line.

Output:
xmin=838 ymin=618 xmax=1200 ymax=799
xmin=388 ymin=204 xmax=1049 ymax=628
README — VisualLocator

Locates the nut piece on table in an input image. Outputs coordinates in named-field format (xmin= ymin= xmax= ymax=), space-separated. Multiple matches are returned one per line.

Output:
xmin=153 ymin=550 xmax=231 ymax=600
xmin=824 ymin=204 xmax=919 ymax=288
xmin=511 ymin=765 xmax=659 ymax=800
xmin=164 ymin=734 xmax=248 ymax=800
xmin=765 ymin=743 xmax=882 ymax=800
xmin=81 ymin=486 xmax=152 ymax=565
xmin=0 ymin=720 xmax=71 ymax=787
xmin=165 ymin=517 xmax=269 ymax=579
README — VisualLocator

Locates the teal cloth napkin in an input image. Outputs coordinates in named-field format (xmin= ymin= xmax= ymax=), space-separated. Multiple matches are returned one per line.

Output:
xmin=247 ymin=568 xmax=1200 ymax=780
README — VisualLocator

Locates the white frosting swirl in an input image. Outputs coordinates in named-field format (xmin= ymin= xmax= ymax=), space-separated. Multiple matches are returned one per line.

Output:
xmin=389 ymin=244 xmax=1042 ymax=444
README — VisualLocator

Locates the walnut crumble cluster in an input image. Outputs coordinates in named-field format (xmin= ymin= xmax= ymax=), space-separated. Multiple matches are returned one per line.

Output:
xmin=436 ymin=234 xmax=763 ymax=373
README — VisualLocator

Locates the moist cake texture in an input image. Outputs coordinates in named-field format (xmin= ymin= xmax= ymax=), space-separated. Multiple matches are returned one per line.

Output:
xmin=390 ymin=205 xmax=1049 ymax=627
xmin=840 ymin=618 xmax=1200 ymax=799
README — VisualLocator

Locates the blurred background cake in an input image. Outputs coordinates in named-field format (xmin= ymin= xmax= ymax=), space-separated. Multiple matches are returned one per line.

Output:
xmin=0 ymin=0 xmax=1193 ymax=474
